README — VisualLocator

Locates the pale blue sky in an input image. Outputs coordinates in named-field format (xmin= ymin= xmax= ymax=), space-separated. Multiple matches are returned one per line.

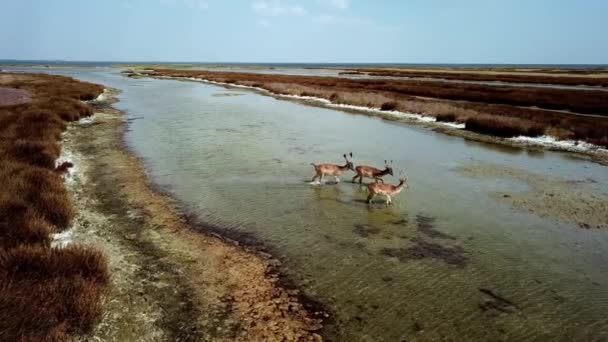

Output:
xmin=2 ymin=0 xmax=606 ymax=63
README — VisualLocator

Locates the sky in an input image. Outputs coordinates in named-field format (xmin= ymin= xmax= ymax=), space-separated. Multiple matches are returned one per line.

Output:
xmin=1 ymin=0 xmax=607 ymax=64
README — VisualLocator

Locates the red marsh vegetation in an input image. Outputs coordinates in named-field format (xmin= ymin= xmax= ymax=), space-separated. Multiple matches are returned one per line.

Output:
xmin=0 ymin=72 xmax=108 ymax=341
xmin=345 ymin=68 xmax=608 ymax=87
xmin=145 ymin=69 xmax=608 ymax=147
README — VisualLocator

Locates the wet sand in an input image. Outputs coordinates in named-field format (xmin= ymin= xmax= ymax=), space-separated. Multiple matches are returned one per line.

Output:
xmin=62 ymin=90 xmax=324 ymax=341
xmin=457 ymin=163 xmax=608 ymax=229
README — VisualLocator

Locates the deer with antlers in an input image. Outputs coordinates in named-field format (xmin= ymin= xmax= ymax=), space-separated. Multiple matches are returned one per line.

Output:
xmin=367 ymin=171 xmax=408 ymax=205
xmin=352 ymin=160 xmax=393 ymax=184
xmin=310 ymin=153 xmax=354 ymax=184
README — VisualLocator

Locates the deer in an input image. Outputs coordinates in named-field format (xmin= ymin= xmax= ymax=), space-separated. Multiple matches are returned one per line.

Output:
xmin=352 ymin=160 xmax=393 ymax=184
xmin=367 ymin=172 xmax=408 ymax=205
xmin=310 ymin=153 xmax=354 ymax=184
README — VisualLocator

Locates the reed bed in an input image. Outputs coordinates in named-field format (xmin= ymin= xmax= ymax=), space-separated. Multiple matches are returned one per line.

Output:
xmin=0 ymin=72 xmax=108 ymax=341
xmin=347 ymin=68 xmax=608 ymax=87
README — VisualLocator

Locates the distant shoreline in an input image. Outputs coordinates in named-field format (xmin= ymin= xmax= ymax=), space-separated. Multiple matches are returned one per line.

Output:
xmin=2 ymin=60 xmax=608 ymax=70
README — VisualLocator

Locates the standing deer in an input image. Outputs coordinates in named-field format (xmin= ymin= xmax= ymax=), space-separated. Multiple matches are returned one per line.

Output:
xmin=310 ymin=153 xmax=354 ymax=184
xmin=352 ymin=160 xmax=393 ymax=184
xmin=367 ymin=172 xmax=408 ymax=205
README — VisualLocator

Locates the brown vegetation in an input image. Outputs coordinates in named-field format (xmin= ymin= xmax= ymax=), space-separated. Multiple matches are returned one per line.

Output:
xmin=380 ymin=101 xmax=398 ymax=111
xmin=0 ymin=87 xmax=31 ymax=106
xmin=145 ymin=69 xmax=608 ymax=146
xmin=0 ymin=72 xmax=108 ymax=341
xmin=160 ymin=70 xmax=608 ymax=115
xmin=465 ymin=115 xmax=544 ymax=138
xmin=346 ymin=68 xmax=608 ymax=87
xmin=338 ymin=71 xmax=365 ymax=76
xmin=0 ymin=245 xmax=109 ymax=340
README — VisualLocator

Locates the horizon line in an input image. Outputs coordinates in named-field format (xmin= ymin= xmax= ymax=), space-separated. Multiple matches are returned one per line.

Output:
xmin=1 ymin=59 xmax=608 ymax=67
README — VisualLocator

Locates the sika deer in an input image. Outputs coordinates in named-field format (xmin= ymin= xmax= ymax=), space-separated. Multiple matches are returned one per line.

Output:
xmin=352 ymin=160 xmax=393 ymax=184
xmin=367 ymin=172 xmax=408 ymax=205
xmin=310 ymin=153 xmax=354 ymax=184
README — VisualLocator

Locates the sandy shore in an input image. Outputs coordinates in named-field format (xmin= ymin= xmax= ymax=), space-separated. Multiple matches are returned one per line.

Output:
xmin=62 ymin=90 xmax=324 ymax=341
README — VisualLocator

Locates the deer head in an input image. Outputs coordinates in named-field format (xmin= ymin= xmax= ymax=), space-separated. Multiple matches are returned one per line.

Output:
xmin=343 ymin=152 xmax=354 ymax=171
xmin=384 ymin=159 xmax=394 ymax=176
xmin=398 ymin=171 xmax=408 ymax=188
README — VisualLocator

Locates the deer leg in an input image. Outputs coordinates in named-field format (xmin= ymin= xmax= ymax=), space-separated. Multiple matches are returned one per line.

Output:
xmin=359 ymin=176 xmax=363 ymax=184
xmin=378 ymin=178 xmax=385 ymax=183
xmin=335 ymin=176 xmax=340 ymax=183
xmin=367 ymin=193 xmax=375 ymax=204
xmin=311 ymin=174 xmax=319 ymax=183
xmin=352 ymin=175 xmax=359 ymax=183
xmin=386 ymin=195 xmax=392 ymax=205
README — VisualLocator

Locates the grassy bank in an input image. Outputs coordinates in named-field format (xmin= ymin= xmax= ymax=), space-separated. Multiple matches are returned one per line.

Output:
xmin=0 ymin=72 xmax=108 ymax=340
xmin=345 ymin=68 xmax=608 ymax=87
xmin=142 ymin=69 xmax=608 ymax=147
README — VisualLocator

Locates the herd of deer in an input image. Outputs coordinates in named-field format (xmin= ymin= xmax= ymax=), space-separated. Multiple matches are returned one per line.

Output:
xmin=310 ymin=153 xmax=409 ymax=205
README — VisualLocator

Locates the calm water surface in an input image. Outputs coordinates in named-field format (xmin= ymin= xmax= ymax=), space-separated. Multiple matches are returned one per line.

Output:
xmin=14 ymin=68 xmax=608 ymax=341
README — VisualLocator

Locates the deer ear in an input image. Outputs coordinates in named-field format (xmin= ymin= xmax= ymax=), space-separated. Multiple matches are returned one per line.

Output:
xmin=350 ymin=152 xmax=353 ymax=157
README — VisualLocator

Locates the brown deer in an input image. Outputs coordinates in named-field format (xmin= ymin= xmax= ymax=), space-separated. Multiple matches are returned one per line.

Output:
xmin=367 ymin=172 xmax=408 ymax=205
xmin=310 ymin=153 xmax=354 ymax=184
xmin=352 ymin=160 xmax=393 ymax=184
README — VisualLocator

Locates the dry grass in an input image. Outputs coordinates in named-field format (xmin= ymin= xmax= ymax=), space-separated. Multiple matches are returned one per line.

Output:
xmin=0 ymin=72 xmax=108 ymax=341
xmin=0 ymin=245 xmax=108 ymax=341
xmin=348 ymin=68 xmax=608 ymax=87
xmin=338 ymin=71 xmax=365 ymax=76
xmin=152 ymin=69 xmax=608 ymax=115
xmin=465 ymin=115 xmax=544 ymax=138
xmin=380 ymin=101 xmax=398 ymax=111
xmin=0 ymin=87 xmax=31 ymax=106
xmin=0 ymin=162 xmax=74 ymax=228
xmin=145 ymin=69 xmax=608 ymax=146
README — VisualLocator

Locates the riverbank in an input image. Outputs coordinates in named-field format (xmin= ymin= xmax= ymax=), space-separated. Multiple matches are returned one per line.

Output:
xmin=134 ymin=68 xmax=608 ymax=165
xmin=63 ymin=89 xmax=325 ymax=340
xmin=0 ymin=73 xmax=108 ymax=341
xmin=340 ymin=67 xmax=608 ymax=86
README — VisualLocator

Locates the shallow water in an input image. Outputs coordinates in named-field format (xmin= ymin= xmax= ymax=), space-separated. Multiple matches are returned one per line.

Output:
xmin=13 ymin=67 xmax=608 ymax=340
